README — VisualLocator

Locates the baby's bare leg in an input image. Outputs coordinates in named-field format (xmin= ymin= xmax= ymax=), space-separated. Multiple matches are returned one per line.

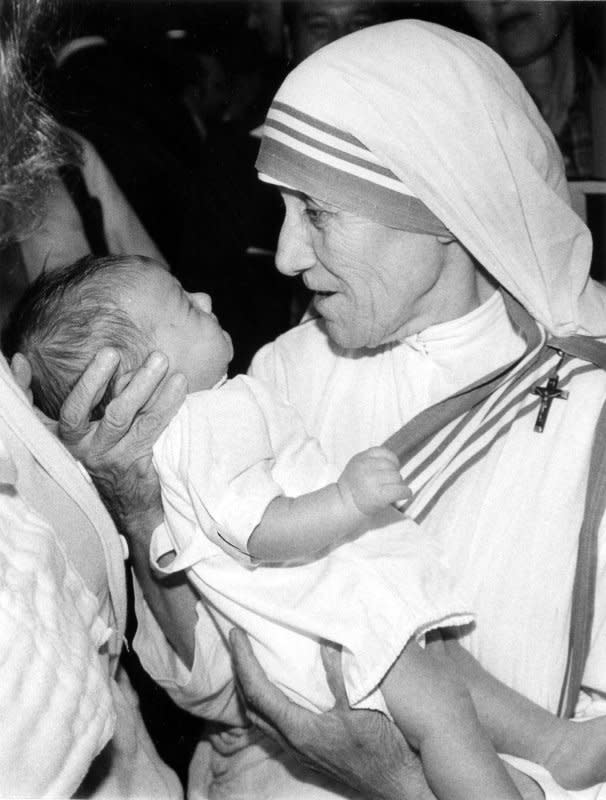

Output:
xmin=381 ymin=639 xmax=521 ymax=800
xmin=430 ymin=632 xmax=606 ymax=790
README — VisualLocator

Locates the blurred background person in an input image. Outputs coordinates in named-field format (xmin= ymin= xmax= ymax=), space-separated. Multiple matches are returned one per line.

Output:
xmin=20 ymin=129 xmax=167 ymax=275
xmin=181 ymin=49 xmax=230 ymax=144
xmin=282 ymin=0 xmax=387 ymax=65
xmin=463 ymin=1 xmax=606 ymax=180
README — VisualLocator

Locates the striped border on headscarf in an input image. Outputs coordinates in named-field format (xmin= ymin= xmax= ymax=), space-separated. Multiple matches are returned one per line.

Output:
xmin=256 ymin=101 xmax=451 ymax=236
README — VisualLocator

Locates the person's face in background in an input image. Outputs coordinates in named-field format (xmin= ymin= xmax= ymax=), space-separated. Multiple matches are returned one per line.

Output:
xmin=463 ymin=1 xmax=571 ymax=67
xmin=285 ymin=1 xmax=385 ymax=66
xmin=189 ymin=53 xmax=229 ymax=124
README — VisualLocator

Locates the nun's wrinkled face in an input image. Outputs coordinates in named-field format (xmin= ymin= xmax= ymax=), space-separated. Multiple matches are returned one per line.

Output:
xmin=276 ymin=190 xmax=482 ymax=350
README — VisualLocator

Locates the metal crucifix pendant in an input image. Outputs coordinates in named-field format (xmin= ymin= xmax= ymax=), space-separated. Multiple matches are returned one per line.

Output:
xmin=532 ymin=368 xmax=569 ymax=433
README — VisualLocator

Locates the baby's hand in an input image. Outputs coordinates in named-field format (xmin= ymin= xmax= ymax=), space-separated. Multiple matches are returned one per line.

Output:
xmin=338 ymin=446 xmax=411 ymax=517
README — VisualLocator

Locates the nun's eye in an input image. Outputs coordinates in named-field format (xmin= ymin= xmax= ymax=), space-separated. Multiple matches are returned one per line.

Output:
xmin=304 ymin=207 xmax=329 ymax=228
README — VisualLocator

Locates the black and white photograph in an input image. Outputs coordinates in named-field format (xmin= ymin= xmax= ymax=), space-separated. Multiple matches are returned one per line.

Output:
xmin=0 ymin=1 xmax=605 ymax=798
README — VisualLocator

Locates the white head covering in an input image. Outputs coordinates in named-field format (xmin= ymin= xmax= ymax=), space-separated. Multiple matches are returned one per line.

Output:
xmin=257 ymin=20 xmax=606 ymax=336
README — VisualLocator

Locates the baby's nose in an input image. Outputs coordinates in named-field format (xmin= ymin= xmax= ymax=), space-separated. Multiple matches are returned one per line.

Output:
xmin=190 ymin=293 xmax=213 ymax=313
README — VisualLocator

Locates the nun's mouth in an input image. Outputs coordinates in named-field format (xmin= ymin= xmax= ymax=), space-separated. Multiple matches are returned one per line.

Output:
xmin=312 ymin=291 xmax=338 ymax=314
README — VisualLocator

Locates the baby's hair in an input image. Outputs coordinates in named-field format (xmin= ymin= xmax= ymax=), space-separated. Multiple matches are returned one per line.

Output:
xmin=2 ymin=253 xmax=155 ymax=420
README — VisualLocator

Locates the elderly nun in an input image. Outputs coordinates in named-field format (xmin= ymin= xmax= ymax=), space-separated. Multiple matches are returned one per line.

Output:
xmin=135 ymin=20 xmax=606 ymax=800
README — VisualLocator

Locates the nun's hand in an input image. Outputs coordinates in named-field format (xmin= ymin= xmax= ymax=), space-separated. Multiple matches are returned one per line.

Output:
xmin=58 ymin=348 xmax=186 ymax=530
xmin=229 ymin=628 xmax=436 ymax=800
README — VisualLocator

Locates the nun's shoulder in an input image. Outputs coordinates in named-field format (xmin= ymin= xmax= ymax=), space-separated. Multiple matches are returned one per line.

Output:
xmin=249 ymin=316 xmax=342 ymax=396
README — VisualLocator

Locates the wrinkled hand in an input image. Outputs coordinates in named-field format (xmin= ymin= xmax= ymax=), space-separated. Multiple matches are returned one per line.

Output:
xmin=230 ymin=628 xmax=435 ymax=800
xmin=58 ymin=348 xmax=187 ymax=530
xmin=339 ymin=446 xmax=411 ymax=516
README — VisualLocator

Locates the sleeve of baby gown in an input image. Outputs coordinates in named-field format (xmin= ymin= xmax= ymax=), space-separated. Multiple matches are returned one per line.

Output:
xmin=154 ymin=385 xmax=289 ymax=560
xmin=240 ymin=376 xmax=339 ymax=497
xmin=0 ymin=487 xmax=116 ymax=798
xmin=185 ymin=379 xmax=339 ymax=556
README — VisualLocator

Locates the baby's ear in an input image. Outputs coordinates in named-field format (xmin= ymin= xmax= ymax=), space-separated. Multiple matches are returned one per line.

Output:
xmin=113 ymin=370 xmax=135 ymax=397
xmin=10 ymin=353 xmax=33 ymax=395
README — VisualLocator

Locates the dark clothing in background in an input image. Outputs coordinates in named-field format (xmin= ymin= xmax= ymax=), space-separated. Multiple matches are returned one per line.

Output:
xmin=48 ymin=41 xmax=203 ymax=274
xmin=179 ymin=125 xmax=294 ymax=375
xmin=48 ymin=43 xmax=300 ymax=375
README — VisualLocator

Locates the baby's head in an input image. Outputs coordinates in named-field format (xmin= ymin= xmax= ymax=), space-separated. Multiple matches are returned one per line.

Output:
xmin=3 ymin=254 xmax=233 ymax=419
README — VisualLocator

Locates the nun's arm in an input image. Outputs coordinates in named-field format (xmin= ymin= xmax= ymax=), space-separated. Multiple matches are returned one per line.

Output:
xmin=230 ymin=629 xmax=545 ymax=800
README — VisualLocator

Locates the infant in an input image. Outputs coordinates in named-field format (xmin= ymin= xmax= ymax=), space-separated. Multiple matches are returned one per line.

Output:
xmin=6 ymin=254 xmax=606 ymax=800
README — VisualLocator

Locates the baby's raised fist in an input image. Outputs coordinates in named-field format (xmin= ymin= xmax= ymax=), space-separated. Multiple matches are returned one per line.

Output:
xmin=339 ymin=446 xmax=411 ymax=517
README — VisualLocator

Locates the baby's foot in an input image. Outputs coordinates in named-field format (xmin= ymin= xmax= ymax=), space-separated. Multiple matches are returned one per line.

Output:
xmin=544 ymin=715 xmax=606 ymax=790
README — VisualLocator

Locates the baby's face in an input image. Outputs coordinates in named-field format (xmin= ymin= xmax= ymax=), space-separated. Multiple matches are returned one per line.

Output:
xmin=121 ymin=263 xmax=233 ymax=391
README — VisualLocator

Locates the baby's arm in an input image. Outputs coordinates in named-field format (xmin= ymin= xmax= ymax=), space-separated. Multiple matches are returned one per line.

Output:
xmin=247 ymin=446 xmax=410 ymax=562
